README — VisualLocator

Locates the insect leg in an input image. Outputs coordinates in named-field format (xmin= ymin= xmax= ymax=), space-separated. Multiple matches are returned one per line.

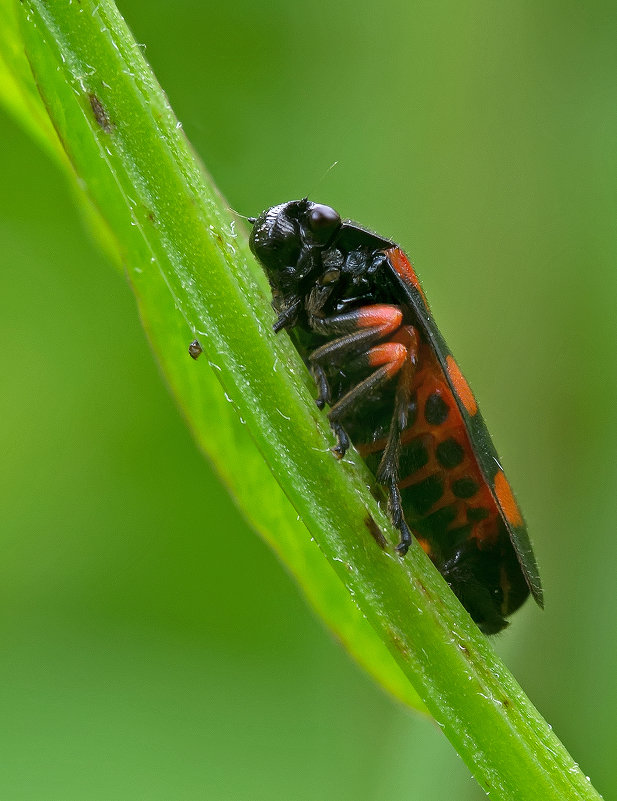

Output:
xmin=327 ymin=340 xmax=408 ymax=456
xmin=309 ymin=304 xmax=403 ymax=340
xmin=388 ymin=483 xmax=413 ymax=555
xmin=273 ymin=296 xmax=302 ymax=332
xmin=308 ymin=304 xmax=403 ymax=410
xmin=375 ymin=326 xmax=420 ymax=555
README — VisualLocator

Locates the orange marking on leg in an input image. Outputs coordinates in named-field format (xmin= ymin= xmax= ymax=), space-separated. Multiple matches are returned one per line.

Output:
xmin=384 ymin=247 xmax=429 ymax=308
xmin=368 ymin=342 xmax=407 ymax=377
xmin=446 ymin=355 xmax=477 ymax=416
xmin=494 ymin=470 xmax=523 ymax=527
xmin=357 ymin=304 xmax=402 ymax=334
xmin=391 ymin=324 xmax=420 ymax=353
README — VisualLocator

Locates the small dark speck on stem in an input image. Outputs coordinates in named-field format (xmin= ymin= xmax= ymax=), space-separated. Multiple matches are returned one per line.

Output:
xmin=386 ymin=626 xmax=411 ymax=659
xmin=364 ymin=514 xmax=387 ymax=550
xmin=188 ymin=340 xmax=203 ymax=360
xmin=416 ymin=578 xmax=434 ymax=601
xmin=89 ymin=93 xmax=113 ymax=133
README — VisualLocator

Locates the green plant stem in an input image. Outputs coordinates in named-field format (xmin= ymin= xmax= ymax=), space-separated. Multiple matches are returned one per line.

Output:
xmin=13 ymin=2 xmax=602 ymax=798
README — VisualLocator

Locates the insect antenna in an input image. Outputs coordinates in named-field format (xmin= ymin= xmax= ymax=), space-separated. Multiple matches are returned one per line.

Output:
xmin=228 ymin=207 xmax=257 ymax=225
xmin=306 ymin=160 xmax=340 ymax=199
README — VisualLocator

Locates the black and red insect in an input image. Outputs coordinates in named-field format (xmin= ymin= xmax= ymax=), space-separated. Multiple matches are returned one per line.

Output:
xmin=248 ymin=199 xmax=542 ymax=633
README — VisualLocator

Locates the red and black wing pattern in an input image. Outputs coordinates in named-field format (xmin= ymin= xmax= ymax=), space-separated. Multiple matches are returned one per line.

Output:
xmin=384 ymin=247 xmax=543 ymax=607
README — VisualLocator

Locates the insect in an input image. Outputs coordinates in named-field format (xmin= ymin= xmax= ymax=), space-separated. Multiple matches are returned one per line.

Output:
xmin=248 ymin=199 xmax=542 ymax=633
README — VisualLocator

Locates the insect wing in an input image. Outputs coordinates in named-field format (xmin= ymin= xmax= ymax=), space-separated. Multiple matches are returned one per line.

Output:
xmin=384 ymin=247 xmax=543 ymax=607
xmin=335 ymin=220 xmax=396 ymax=253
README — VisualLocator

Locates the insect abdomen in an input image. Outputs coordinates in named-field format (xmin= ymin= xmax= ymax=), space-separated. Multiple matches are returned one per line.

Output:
xmin=358 ymin=344 xmax=501 ymax=560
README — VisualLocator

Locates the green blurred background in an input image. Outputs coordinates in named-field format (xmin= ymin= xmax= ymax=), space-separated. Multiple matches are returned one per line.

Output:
xmin=2 ymin=1 xmax=616 ymax=798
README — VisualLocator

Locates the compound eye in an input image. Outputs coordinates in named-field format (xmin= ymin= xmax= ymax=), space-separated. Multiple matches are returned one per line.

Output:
xmin=307 ymin=204 xmax=341 ymax=241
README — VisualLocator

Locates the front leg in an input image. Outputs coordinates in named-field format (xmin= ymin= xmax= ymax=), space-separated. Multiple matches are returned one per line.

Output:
xmin=272 ymin=296 xmax=302 ymax=332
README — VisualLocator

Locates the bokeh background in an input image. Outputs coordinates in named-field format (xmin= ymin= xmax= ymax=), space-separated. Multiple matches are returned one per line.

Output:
xmin=2 ymin=1 xmax=616 ymax=798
